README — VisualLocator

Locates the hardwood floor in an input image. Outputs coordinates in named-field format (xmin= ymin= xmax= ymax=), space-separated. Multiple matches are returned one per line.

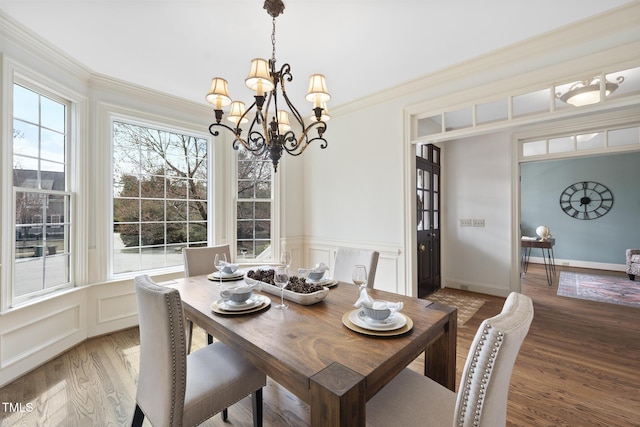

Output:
xmin=1 ymin=264 xmax=638 ymax=426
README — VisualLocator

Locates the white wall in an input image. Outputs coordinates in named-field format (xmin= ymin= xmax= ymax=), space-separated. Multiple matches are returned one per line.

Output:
xmin=301 ymin=100 xmax=410 ymax=293
xmin=441 ymin=132 xmax=514 ymax=294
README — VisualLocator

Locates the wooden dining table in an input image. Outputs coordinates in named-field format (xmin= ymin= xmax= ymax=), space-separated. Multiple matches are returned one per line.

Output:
xmin=170 ymin=274 xmax=457 ymax=426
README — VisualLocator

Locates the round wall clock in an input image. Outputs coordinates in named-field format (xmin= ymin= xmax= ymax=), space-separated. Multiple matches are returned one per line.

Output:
xmin=559 ymin=181 xmax=613 ymax=220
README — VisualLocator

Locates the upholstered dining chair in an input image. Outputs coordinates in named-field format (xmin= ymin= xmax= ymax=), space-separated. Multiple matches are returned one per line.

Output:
xmin=626 ymin=248 xmax=640 ymax=281
xmin=132 ymin=275 xmax=265 ymax=427
xmin=182 ymin=244 xmax=232 ymax=351
xmin=333 ymin=247 xmax=380 ymax=288
xmin=366 ymin=292 xmax=534 ymax=427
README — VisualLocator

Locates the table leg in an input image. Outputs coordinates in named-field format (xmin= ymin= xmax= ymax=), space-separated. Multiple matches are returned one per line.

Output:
xmin=310 ymin=362 xmax=365 ymax=426
xmin=424 ymin=310 xmax=457 ymax=391
xmin=522 ymin=247 xmax=532 ymax=273
xmin=549 ymin=247 xmax=556 ymax=276
xmin=542 ymin=248 xmax=553 ymax=286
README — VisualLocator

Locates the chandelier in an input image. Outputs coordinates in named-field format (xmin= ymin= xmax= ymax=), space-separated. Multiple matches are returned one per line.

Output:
xmin=556 ymin=75 xmax=624 ymax=107
xmin=206 ymin=0 xmax=330 ymax=172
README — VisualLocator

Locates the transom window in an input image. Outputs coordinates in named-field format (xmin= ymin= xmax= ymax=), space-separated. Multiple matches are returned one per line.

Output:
xmin=12 ymin=82 xmax=72 ymax=305
xmin=112 ymin=120 xmax=208 ymax=275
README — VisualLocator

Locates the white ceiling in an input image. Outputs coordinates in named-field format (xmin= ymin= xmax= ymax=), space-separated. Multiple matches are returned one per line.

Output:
xmin=0 ymin=0 xmax=635 ymax=108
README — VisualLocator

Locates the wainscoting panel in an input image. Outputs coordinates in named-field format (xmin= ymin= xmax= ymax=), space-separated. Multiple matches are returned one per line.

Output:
xmin=96 ymin=292 xmax=138 ymax=325
xmin=1 ymin=305 xmax=80 ymax=368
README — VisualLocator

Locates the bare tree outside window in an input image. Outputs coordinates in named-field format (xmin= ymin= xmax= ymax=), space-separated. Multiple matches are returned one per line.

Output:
xmin=112 ymin=121 xmax=208 ymax=274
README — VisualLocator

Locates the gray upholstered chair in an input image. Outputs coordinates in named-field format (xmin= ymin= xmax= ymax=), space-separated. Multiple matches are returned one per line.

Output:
xmin=333 ymin=247 xmax=380 ymax=288
xmin=626 ymin=249 xmax=640 ymax=281
xmin=366 ymin=292 xmax=534 ymax=427
xmin=182 ymin=244 xmax=232 ymax=351
xmin=132 ymin=275 xmax=265 ymax=427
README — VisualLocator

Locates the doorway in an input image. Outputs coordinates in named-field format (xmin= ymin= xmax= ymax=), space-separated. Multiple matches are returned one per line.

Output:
xmin=416 ymin=144 xmax=441 ymax=297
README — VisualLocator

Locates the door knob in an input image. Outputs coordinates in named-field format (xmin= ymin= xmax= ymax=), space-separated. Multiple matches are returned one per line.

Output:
xmin=419 ymin=243 xmax=426 ymax=252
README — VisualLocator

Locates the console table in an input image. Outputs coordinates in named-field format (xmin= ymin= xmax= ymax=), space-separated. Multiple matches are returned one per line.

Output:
xmin=521 ymin=237 xmax=556 ymax=286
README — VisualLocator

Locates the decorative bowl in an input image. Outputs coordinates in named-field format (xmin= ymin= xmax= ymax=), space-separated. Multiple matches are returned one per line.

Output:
xmin=244 ymin=271 xmax=329 ymax=305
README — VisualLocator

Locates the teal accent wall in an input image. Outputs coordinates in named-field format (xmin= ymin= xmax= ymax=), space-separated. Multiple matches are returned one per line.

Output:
xmin=521 ymin=152 xmax=640 ymax=264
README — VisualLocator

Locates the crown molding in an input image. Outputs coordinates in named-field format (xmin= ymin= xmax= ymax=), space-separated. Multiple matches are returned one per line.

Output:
xmin=0 ymin=10 xmax=90 ymax=81
xmin=89 ymin=73 xmax=210 ymax=117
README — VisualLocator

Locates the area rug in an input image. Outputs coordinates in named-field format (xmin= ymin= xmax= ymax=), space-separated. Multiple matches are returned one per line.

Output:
xmin=427 ymin=288 xmax=486 ymax=326
xmin=558 ymin=271 xmax=640 ymax=308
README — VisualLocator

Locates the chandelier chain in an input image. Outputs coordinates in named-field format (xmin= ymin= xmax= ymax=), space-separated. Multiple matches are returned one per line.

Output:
xmin=271 ymin=17 xmax=277 ymax=65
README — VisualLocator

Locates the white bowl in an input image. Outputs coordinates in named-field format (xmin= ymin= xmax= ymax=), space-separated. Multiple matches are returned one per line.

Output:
xmin=221 ymin=264 xmax=238 ymax=274
xmin=220 ymin=285 xmax=253 ymax=303
xmin=362 ymin=303 xmax=391 ymax=321
xmin=307 ymin=270 xmax=325 ymax=281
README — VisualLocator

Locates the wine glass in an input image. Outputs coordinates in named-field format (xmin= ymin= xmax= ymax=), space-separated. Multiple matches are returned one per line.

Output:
xmin=273 ymin=266 xmax=289 ymax=309
xmin=214 ymin=253 xmax=227 ymax=287
xmin=280 ymin=250 xmax=292 ymax=268
xmin=352 ymin=265 xmax=367 ymax=291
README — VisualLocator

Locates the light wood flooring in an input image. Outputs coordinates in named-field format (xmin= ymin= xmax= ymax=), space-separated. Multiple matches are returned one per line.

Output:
xmin=1 ymin=264 xmax=639 ymax=426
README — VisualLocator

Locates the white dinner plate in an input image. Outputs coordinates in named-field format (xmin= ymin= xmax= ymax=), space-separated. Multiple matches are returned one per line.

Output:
xmin=216 ymin=294 xmax=265 ymax=311
xmin=208 ymin=271 xmax=245 ymax=281
xmin=349 ymin=310 xmax=407 ymax=331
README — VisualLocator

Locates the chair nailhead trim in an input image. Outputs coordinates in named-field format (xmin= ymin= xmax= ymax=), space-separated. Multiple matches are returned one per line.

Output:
xmin=457 ymin=322 xmax=504 ymax=427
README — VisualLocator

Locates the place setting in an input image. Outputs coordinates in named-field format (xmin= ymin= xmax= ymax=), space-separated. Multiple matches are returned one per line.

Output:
xmin=211 ymin=283 xmax=271 ymax=315
xmin=297 ymin=263 xmax=339 ymax=288
xmin=342 ymin=266 xmax=413 ymax=336
xmin=207 ymin=254 xmax=245 ymax=282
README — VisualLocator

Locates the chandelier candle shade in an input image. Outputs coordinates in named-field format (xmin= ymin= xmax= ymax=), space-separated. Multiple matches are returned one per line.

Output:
xmin=206 ymin=0 xmax=330 ymax=172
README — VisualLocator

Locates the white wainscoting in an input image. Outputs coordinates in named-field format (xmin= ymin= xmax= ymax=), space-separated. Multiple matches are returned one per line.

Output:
xmin=304 ymin=238 xmax=405 ymax=295
xmin=0 ymin=288 xmax=87 ymax=386
xmin=0 ymin=270 xmax=184 ymax=387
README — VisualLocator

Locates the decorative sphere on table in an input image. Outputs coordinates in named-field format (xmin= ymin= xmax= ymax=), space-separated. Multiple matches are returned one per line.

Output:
xmin=536 ymin=225 xmax=551 ymax=240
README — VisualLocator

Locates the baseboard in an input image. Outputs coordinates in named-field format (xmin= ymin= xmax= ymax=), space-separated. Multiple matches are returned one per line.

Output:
xmin=528 ymin=257 xmax=625 ymax=272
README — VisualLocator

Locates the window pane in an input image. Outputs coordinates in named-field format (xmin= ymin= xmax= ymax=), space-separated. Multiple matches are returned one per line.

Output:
xmin=444 ymin=107 xmax=473 ymax=131
xmin=41 ymin=128 xmax=65 ymax=163
xmin=576 ymin=132 xmax=604 ymax=150
xmin=140 ymin=175 xmax=165 ymax=198
xmin=188 ymin=200 xmax=207 ymax=221
xmin=13 ymin=120 xmax=39 ymax=158
xmin=167 ymin=177 xmax=187 ymax=199
xmin=417 ymin=115 xmax=442 ymax=138
xmin=141 ymin=199 xmax=164 ymax=222
xmin=513 ymin=89 xmax=550 ymax=117
xmin=14 ymin=258 xmax=44 ymax=298
xmin=477 ymin=99 xmax=508 ymax=125
xmin=41 ymin=96 xmax=65 ymax=133
xmin=522 ymin=140 xmax=547 ymax=157
xmin=548 ymin=136 xmax=574 ymax=153
xmin=167 ymin=200 xmax=188 ymax=221
xmin=13 ymin=84 xmax=39 ymax=123
xmin=608 ymin=126 xmax=639 ymax=147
